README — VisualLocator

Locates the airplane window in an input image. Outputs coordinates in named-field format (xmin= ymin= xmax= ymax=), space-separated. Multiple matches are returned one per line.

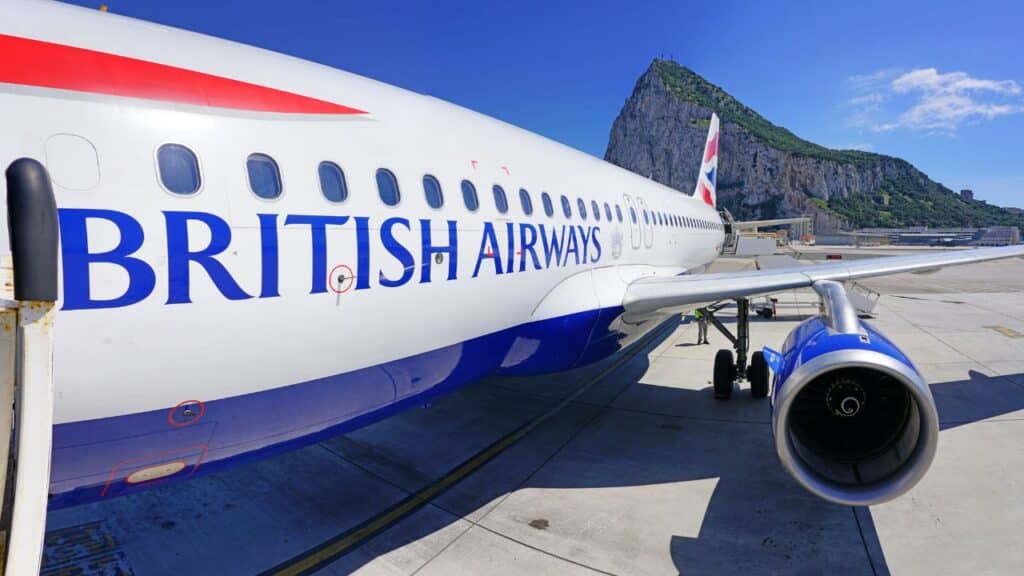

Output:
xmin=376 ymin=168 xmax=400 ymax=206
xmin=604 ymin=202 xmax=612 ymax=221
xmin=591 ymin=200 xmax=601 ymax=221
xmin=577 ymin=198 xmax=587 ymax=220
xmin=461 ymin=180 xmax=479 ymax=212
xmin=318 ymin=161 xmax=347 ymax=203
xmin=157 ymin=144 xmax=201 ymax=195
xmin=616 ymin=205 xmax=623 ymax=222
xmin=519 ymin=188 xmax=533 ymax=215
xmin=643 ymin=210 xmax=649 ymax=225
xmin=423 ymin=174 xmax=443 ymax=209
xmin=561 ymin=195 xmax=572 ymax=218
xmin=246 ymin=153 xmax=282 ymax=199
xmin=542 ymin=192 xmax=554 ymax=217
xmin=629 ymin=207 xmax=637 ymax=223
xmin=493 ymin=185 xmax=509 ymax=214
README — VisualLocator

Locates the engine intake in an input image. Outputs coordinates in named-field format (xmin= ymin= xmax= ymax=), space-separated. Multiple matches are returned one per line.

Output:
xmin=771 ymin=282 xmax=939 ymax=506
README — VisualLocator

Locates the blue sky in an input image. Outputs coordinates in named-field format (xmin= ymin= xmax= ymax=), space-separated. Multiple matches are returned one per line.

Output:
xmin=62 ymin=0 xmax=1024 ymax=207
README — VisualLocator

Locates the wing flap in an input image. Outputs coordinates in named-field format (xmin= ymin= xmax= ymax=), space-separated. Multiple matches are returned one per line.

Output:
xmin=623 ymin=245 xmax=1024 ymax=314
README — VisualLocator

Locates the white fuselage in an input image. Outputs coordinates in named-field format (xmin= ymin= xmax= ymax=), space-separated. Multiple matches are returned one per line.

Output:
xmin=0 ymin=0 xmax=724 ymax=507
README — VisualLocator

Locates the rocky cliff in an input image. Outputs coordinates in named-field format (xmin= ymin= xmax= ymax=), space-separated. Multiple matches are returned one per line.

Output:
xmin=605 ymin=60 xmax=1023 ymax=231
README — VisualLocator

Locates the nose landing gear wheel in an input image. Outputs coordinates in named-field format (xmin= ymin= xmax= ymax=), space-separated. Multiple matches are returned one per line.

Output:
xmin=713 ymin=349 xmax=735 ymax=400
xmin=749 ymin=351 xmax=769 ymax=399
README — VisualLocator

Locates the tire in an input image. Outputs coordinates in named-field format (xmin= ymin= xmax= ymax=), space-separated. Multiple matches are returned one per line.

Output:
xmin=749 ymin=351 xmax=769 ymax=399
xmin=713 ymin=349 xmax=735 ymax=400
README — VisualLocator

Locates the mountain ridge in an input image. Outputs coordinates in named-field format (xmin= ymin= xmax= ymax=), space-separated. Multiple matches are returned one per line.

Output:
xmin=605 ymin=60 xmax=1023 ymax=231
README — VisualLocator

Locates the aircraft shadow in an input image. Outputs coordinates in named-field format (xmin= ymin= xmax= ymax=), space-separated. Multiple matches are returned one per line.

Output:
xmin=47 ymin=321 xmax=1023 ymax=575
xmin=318 ymin=336 xmax=1024 ymax=575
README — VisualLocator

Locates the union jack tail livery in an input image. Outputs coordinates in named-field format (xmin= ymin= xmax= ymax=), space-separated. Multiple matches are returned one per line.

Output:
xmin=694 ymin=113 xmax=720 ymax=207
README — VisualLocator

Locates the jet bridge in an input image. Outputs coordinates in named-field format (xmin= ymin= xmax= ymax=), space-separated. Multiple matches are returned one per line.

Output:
xmin=0 ymin=159 xmax=59 ymax=575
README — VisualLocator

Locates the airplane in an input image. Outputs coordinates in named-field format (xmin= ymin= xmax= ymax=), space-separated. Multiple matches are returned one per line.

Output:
xmin=1 ymin=0 xmax=1023 ymax=571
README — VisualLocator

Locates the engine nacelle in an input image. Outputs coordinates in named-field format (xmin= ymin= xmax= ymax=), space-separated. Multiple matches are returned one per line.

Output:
xmin=770 ymin=281 xmax=939 ymax=506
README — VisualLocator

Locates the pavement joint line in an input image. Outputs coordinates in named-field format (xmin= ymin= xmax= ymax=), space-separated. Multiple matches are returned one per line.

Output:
xmin=258 ymin=318 xmax=677 ymax=576
xmin=452 ymin=319 xmax=691 ymax=574
xmin=411 ymin=325 xmax=676 ymax=575
xmin=852 ymin=507 xmax=877 ymax=576
xmin=852 ymin=507 xmax=884 ymax=576
xmin=882 ymin=296 xmax=1024 ymax=392
xmin=461 ymin=522 xmax=620 ymax=576
xmin=481 ymin=382 xmax=774 ymax=425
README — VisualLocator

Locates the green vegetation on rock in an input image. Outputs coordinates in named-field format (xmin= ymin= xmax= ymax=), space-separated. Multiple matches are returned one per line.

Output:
xmin=654 ymin=60 xmax=880 ymax=166
xmin=651 ymin=59 xmax=1023 ymax=230
xmin=828 ymin=177 xmax=1024 ymax=228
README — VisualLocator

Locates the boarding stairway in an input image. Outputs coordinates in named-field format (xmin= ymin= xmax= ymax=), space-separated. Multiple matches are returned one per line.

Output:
xmin=0 ymin=159 xmax=60 ymax=574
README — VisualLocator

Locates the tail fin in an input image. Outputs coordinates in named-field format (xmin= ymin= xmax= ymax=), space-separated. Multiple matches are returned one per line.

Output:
xmin=693 ymin=113 xmax=719 ymax=207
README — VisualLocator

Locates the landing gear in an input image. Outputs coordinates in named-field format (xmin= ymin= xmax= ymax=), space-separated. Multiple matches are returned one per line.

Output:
xmin=713 ymin=349 xmax=735 ymax=399
xmin=749 ymin=351 xmax=769 ymax=399
xmin=705 ymin=297 xmax=769 ymax=400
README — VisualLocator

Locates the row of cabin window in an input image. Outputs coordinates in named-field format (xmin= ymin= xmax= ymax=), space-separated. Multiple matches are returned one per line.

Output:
xmin=156 ymin=144 xmax=722 ymax=231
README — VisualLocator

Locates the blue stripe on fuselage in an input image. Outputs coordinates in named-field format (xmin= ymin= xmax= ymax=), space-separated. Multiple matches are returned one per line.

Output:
xmin=49 ymin=305 xmax=631 ymax=509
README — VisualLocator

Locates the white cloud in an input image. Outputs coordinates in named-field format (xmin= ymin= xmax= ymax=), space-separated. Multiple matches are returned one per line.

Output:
xmin=892 ymin=68 xmax=1021 ymax=96
xmin=846 ymin=69 xmax=899 ymax=91
xmin=843 ymin=67 xmax=1023 ymax=133
xmin=847 ymin=93 xmax=885 ymax=108
xmin=889 ymin=68 xmax=1022 ymax=131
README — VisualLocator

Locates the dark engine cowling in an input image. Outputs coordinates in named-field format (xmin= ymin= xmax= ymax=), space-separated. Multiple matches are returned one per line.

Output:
xmin=770 ymin=281 xmax=939 ymax=506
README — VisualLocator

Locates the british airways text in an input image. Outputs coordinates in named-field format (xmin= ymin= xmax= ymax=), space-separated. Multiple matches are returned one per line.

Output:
xmin=58 ymin=209 xmax=603 ymax=311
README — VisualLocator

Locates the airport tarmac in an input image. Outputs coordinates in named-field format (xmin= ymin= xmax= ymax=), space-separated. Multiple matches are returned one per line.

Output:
xmin=44 ymin=253 xmax=1024 ymax=575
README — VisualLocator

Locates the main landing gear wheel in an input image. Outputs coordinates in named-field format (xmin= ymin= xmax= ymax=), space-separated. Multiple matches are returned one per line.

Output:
xmin=705 ymin=298 xmax=769 ymax=401
xmin=749 ymin=351 xmax=769 ymax=399
xmin=713 ymin=349 xmax=735 ymax=400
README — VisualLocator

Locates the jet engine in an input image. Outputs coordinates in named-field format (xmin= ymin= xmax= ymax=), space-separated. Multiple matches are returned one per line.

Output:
xmin=770 ymin=281 xmax=939 ymax=506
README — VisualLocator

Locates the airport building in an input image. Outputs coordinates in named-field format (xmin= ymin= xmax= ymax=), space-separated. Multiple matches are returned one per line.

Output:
xmin=815 ymin=226 xmax=1021 ymax=247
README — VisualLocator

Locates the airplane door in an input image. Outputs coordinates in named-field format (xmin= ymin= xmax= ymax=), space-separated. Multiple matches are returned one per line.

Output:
xmin=622 ymin=194 xmax=641 ymax=249
xmin=637 ymin=196 xmax=654 ymax=248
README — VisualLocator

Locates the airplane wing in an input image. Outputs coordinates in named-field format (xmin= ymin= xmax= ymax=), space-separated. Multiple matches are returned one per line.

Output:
xmin=623 ymin=245 xmax=1024 ymax=315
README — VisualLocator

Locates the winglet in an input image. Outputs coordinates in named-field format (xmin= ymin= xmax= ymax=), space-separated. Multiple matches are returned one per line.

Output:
xmin=693 ymin=113 xmax=720 ymax=207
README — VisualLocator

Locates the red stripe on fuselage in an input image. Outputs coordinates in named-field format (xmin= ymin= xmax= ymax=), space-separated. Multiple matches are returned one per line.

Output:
xmin=0 ymin=34 xmax=366 ymax=115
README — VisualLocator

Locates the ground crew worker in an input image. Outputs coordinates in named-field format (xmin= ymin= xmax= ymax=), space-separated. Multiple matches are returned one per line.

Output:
xmin=695 ymin=307 xmax=709 ymax=345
